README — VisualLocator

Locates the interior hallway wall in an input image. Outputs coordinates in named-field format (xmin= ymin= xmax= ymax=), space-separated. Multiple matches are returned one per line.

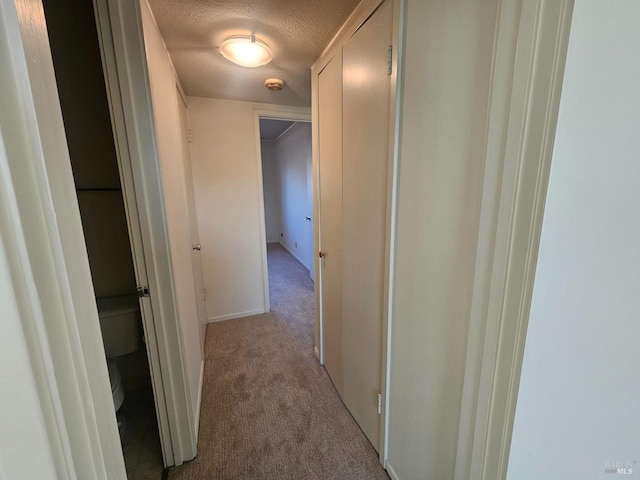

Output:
xmin=387 ymin=0 xmax=499 ymax=478
xmin=273 ymin=122 xmax=313 ymax=274
xmin=507 ymin=1 xmax=640 ymax=478
xmin=261 ymin=140 xmax=281 ymax=243
xmin=188 ymin=97 xmax=310 ymax=321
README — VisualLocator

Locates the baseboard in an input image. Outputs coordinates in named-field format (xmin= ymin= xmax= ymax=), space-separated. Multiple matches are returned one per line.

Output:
xmin=386 ymin=462 xmax=400 ymax=480
xmin=208 ymin=308 xmax=265 ymax=323
xmin=278 ymin=241 xmax=312 ymax=273
xmin=314 ymin=346 xmax=320 ymax=360
xmin=194 ymin=359 xmax=204 ymax=438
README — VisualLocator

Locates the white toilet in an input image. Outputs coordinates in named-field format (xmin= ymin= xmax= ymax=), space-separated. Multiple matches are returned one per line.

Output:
xmin=97 ymin=295 xmax=141 ymax=412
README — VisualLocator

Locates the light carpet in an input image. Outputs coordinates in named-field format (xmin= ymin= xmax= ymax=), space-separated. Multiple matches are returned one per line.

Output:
xmin=167 ymin=243 xmax=389 ymax=480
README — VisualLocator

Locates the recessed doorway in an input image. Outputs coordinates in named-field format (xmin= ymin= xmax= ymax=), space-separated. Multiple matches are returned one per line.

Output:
xmin=259 ymin=118 xmax=314 ymax=282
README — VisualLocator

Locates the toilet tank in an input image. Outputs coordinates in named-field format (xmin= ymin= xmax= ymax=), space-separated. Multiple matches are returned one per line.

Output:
xmin=97 ymin=295 xmax=141 ymax=358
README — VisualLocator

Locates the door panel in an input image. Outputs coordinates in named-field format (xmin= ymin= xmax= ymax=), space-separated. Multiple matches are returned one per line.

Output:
xmin=341 ymin=0 xmax=393 ymax=451
xmin=306 ymin=152 xmax=315 ymax=282
xmin=176 ymin=88 xmax=208 ymax=352
xmin=318 ymin=51 xmax=344 ymax=396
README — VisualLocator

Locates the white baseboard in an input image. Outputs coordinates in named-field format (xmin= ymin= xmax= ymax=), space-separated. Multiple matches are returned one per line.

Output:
xmin=386 ymin=462 xmax=400 ymax=480
xmin=279 ymin=241 xmax=312 ymax=273
xmin=194 ymin=359 xmax=204 ymax=438
xmin=314 ymin=346 xmax=320 ymax=360
xmin=208 ymin=308 xmax=266 ymax=323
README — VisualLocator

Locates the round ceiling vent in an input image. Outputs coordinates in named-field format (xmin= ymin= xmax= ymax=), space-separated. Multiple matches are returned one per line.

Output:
xmin=264 ymin=78 xmax=284 ymax=91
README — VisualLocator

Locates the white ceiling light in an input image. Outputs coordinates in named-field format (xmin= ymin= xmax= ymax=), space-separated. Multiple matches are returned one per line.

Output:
xmin=219 ymin=34 xmax=273 ymax=68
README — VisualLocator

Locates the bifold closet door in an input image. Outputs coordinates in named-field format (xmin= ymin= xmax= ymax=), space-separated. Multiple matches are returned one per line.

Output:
xmin=318 ymin=51 xmax=344 ymax=396
xmin=341 ymin=0 xmax=393 ymax=451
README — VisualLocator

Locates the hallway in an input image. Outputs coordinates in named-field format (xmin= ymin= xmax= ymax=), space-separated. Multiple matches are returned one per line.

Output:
xmin=167 ymin=243 xmax=389 ymax=479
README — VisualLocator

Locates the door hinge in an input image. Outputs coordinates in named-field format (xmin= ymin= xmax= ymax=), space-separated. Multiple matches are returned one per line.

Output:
xmin=387 ymin=45 xmax=393 ymax=75
xmin=377 ymin=392 xmax=383 ymax=415
xmin=136 ymin=285 xmax=150 ymax=298
xmin=187 ymin=128 xmax=192 ymax=143
xmin=203 ymin=288 xmax=207 ymax=302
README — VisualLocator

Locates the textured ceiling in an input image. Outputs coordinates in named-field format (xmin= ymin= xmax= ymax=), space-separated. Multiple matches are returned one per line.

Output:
xmin=146 ymin=0 xmax=361 ymax=107
xmin=259 ymin=119 xmax=296 ymax=141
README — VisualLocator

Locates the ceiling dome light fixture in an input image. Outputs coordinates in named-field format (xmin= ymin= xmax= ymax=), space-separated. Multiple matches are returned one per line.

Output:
xmin=219 ymin=34 xmax=273 ymax=68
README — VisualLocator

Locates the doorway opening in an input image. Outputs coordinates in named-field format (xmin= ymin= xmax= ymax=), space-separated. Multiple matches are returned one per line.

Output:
xmin=260 ymin=119 xmax=314 ymax=269
xmin=41 ymin=1 xmax=164 ymax=478
xmin=258 ymin=117 xmax=314 ymax=317
xmin=255 ymin=113 xmax=314 ymax=314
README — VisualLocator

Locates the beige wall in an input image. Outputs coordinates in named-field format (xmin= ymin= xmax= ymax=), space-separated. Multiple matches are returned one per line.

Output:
xmin=187 ymin=97 xmax=309 ymax=321
xmin=140 ymin=0 xmax=203 ymax=426
xmin=387 ymin=1 xmax=499 ymax=478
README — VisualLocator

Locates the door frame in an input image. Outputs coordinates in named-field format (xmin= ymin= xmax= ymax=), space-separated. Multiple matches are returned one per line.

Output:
xmin=453 ymin=0 xmax=574 ymax=478
xmin=2 ymin=0 xmax=127 ymax=477
xmin=253 ymin=108 xmax=312 ymax=315
xmin=93 ymin=0 xmax=197 ymax=465
xmin=311 ymin=0 xmax=403 ymax=466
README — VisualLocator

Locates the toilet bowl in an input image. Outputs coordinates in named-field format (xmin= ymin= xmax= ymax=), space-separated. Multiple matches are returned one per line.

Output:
xmin=108 ymin=360 xmax=125 ymax=411
xmin=97 ymin=295 xmax=141 ymax=412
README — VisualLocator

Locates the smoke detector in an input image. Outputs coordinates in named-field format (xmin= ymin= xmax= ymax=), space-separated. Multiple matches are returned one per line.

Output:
xmin=264 ymin=78 xmax=284 ymax=91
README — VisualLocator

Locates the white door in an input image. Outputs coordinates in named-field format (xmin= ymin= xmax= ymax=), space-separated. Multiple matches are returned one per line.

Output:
xmin=141 ymin=1 xmax=202 ymax=444
xmin=341 ymin=0 xmax=393 ymax=451
xmin=318 ymin=51 xmax=344 ymax=395
xmin=306 ymin=149 xmax=315 ymax=281
xmin=176 ymin=88 xmax=208 ymax=351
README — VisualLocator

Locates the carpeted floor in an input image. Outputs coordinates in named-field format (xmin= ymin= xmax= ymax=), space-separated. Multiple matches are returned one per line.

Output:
xmin=168 ymin=243 xmax=389 ymax=480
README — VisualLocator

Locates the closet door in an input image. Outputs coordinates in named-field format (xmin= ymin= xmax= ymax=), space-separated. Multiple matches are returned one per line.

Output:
xmin=341 ymin=0 xmax=393 ymax=451
xmin=318 ymin=51 xmax=344 ymax=396
xmin=175 ymin=89 xmax=207 ymax=353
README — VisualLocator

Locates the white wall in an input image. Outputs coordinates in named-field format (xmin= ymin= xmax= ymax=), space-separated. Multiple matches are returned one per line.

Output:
xmin=261 ymin=140 xmax=281 ymax=243
xmin=188 ymin=97 xmax=310 ymax=321
xmin=507 ymin=2 xmax=640 ymax=478
xmin=387 ymin=1 xmax=498 ymax=478
xmin=273 ymin=122 xmax=313 ymax=273
xmin=140 ymin=0 xmax=203 ymax=429
xmin=0 ymin=245 xmax=60 ymax=480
